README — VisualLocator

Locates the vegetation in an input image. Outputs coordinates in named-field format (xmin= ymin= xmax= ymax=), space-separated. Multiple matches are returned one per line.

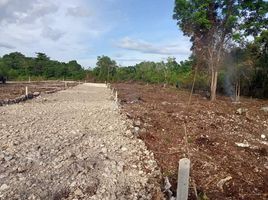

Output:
xmin=0 ymin=52 xmax=86 ymax=80
xmin=173 ymin=0 xmax=268 ymax=100
xmin=90 ymin=55 xmax=197 ymax=88
xmin=90 ymin=30 xmax=267 ymax=98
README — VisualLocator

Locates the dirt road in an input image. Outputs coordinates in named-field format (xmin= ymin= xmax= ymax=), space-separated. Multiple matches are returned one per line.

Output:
xmin=0 ymin=83 xmax=160 ymax=200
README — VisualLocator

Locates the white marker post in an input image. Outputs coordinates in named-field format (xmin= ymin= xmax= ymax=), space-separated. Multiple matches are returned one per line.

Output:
xmin=25 ymin=86 xmax=28 ymax=96
xmin=177 ymin=158 xmax=190 ymax=200
xmin=115 ymin=91 xmax=118 ymax=102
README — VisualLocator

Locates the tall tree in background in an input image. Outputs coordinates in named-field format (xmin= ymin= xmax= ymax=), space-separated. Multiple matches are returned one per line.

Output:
xmin=33 ymin=52 xmax=50 ymax=76
xmin=248 ymin=30 xmax=268 ymax=97
xmin=96 ymin=56 xmax=117 ymax=81
xmin=173 ymin=0 xmax=268 ymax=101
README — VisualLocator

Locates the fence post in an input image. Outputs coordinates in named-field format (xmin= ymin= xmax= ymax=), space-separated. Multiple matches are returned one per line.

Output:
xmin=177 ymin=158 xmax=190 ymax=200
xmin=25 ymin=86 xmax=28 ymax=96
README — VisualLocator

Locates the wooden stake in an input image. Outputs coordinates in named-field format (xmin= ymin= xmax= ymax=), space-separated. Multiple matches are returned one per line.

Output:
xmin=177 ymin=158 xmax=190 ymax=200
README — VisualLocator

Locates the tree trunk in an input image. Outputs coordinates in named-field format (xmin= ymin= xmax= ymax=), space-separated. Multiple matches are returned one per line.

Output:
xmin=210 ymin=69 xmax=218 ymax=101
xmin=235 ymin=80 xmax=240 ymax=102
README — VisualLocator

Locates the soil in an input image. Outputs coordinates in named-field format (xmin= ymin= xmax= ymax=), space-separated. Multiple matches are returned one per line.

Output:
xmin=113 ymin=82 xmax=268 ymax=200
xmin=0 ymin=81 xmax=78 ymax=101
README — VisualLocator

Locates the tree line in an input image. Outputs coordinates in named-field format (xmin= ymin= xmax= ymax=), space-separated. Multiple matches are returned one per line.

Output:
xmin=90 ymin=29 xmax=267 ymax=99
xmin=0 ymin=52 xmax=86 ymax=80
xmin=1 ymin=42 xmax=267 ymax=99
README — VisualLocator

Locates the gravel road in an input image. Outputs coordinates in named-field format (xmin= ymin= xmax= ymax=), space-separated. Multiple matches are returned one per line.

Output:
xmin=0 ymin=83 xmax=160 ymax=200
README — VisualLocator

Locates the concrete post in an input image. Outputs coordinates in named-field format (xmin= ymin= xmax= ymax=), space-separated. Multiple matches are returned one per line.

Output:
xmin=25 ymin=86 xmax=28 ymax=96
xmin=177 ymin=158 xmax=190 ymax=200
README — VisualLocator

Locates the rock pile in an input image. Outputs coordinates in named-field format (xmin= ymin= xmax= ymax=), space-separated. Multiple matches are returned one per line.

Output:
xmin=0 ymin=92 xmax=40 ymax=106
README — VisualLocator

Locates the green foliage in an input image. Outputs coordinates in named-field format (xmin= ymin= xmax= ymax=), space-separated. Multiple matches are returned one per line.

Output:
xmin=92 ymin=55 xmax=199 ymax=88
xmin=95 ymin=56 xmax=117 ymax=81
xmin=173 ymin=0 xmax=267 ymax=100
xmin=247 ymin=30 xmax=268 ymax=97
xmin=0 ymin=52 xmax=86 ymax=80
xmin=217 ymin=30 xmax=268 ymax=98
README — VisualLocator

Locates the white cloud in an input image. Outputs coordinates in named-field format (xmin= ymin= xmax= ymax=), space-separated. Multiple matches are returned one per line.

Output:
xmin=0 ymin=0 xmax=113 ymax=67
xmin=66 ymin=6 xmax=91 ymax=17
xmin=0 ymin=0 xmax=192 ymax=67
xmin=0 ymin=0 xmax=58 ymax=24
xmin=116 ymin=37 xmax=191 ymax=56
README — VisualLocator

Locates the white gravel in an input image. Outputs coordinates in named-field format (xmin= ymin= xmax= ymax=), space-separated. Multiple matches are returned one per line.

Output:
xmin=0 ymin=83 xmax=160 ymax=200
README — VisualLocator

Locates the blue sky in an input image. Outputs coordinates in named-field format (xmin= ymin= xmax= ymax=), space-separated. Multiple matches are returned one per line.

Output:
xmin=0 ymin=0 xmax=192 ymax=67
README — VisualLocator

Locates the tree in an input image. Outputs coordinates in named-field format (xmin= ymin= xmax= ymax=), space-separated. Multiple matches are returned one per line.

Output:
xmin=173 ymin=0 xmax=268 ymax=101
xmin=0 ymin=58 xmax=9 ymax=77
xmin=33 ymin=52 xmax=50 ymax=76
xmin=248 ymin=30 xmax=268 ymax=97
xmin=0 ymin=51 xmax=86 ymax=80
xmin=2 ymin=52 xmax=28 ymax=76
xmin=223 ymin=47 xmax=253 ymax=101
xmin=96 ymin=56 xmax=117 ymax=81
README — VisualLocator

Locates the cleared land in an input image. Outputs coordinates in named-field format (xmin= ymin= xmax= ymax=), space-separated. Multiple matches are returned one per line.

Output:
xmin=0 ymin=83 xmax=160 ymax=199
xmin=0 ymin=81 xmax=78 ymax=101
xmin=113 ymin=83 xmax=268 ymax=200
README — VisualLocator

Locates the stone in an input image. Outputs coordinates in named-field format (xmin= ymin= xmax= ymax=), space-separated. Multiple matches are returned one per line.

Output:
xmin=121 ymin=147 xmax=127 ymax=152
xmin=260 ymin=106 xmax=268 ymax=112
xmin=217 ymin=176 xmax=232 ymax=191
xmin=0 ymin=184 xmax=9 ymax=191
xmin=125 ymin=130 xmax=132 ymax=135
xmin=33 ymin=92 xmax=40 ymax=97
xmin=161 ymin=101 xmax=169 ymax=105
xmin=134 ymin=127 xmax=140 ymax=133
xmin=134 ymin=120 xmax=141 ymax=127
xmin=74 ymin=188 xmax=83 ymax=196
xmin=4 ymin=155 xmax=13 ymax=161
xmin=101 ymin=147 xmax=107 ymax=154
xmin=236 ymin=108 xmax=248 ymax=115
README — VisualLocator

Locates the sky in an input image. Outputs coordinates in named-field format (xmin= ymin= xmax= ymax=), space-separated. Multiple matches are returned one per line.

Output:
xmin=0 ymin=0 xmax=192 ymax=68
